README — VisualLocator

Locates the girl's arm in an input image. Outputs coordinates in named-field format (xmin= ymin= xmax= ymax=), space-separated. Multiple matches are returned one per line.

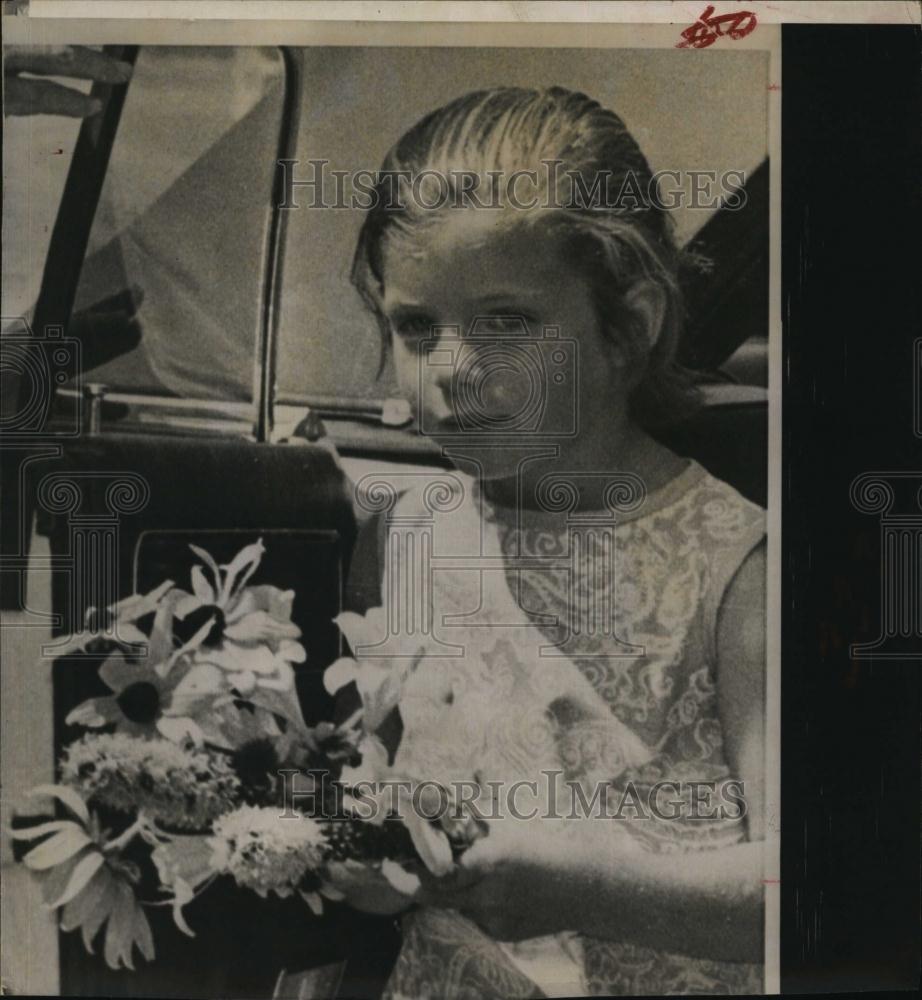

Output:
xmin=423 ymin=544 xmax=768 ymax=963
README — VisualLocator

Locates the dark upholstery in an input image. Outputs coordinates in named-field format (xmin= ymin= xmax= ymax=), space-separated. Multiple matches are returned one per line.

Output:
xmin=655 ymin=387 xmax=768 ymax=508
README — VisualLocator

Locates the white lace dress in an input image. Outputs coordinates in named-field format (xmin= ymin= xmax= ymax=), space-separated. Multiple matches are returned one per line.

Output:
xmin=368 ymin=460 xmax=766 ymax=998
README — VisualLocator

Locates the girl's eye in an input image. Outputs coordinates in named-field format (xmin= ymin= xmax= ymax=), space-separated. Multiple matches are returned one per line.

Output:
xmin=474 ymin=314 xmax=534 ymax=337
xmin=391 ymin=314 xmax=436 ymax=341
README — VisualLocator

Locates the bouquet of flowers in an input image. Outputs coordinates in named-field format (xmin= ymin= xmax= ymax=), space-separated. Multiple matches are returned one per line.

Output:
xmin=10 ymin=540 xmax=477 ymax=971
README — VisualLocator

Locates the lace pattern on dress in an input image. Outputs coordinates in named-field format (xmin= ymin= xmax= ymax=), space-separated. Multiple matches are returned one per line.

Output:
xmin=382 ymin=462 xmax=767 ymax=997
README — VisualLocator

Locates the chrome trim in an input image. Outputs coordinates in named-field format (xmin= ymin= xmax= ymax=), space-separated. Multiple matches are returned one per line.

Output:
xmin=254 ymin=48 xmax=303 ymax=444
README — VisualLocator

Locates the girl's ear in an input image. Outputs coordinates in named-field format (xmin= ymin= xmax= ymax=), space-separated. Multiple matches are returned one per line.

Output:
xmin=624 ymin=280 xmax=667 ymax=351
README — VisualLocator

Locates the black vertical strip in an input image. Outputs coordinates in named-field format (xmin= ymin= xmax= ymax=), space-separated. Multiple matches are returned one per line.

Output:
xmin=781 ymin=25 xmax=921 ymax=992
xmin=31 ymin=46 xmax=139 ymax=340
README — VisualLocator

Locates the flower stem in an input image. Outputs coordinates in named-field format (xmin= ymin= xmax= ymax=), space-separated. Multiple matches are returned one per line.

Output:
xmin=103 ymin=813 xmax=148 ymax=853
xmin=337 ymin=709 xmax=363 ymax=733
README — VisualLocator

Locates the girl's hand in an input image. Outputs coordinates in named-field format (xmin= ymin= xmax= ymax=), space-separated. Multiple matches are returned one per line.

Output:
xmin=323 ymin=858 xmax=417 ymax=916
xmin=417 ymin=815 xmax=613 ymax=941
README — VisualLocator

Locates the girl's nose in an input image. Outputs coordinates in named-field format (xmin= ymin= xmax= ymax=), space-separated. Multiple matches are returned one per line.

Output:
xmin=451 ymin=349 xmax=533 ymax=424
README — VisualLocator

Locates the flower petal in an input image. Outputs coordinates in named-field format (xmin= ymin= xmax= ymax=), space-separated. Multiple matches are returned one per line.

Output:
xmin=324 ymin=657 xmax=358 ymax=695
xmin=116 ymin=579 xmax=176 ymax=621
xmin=38 ymin=849 xmax=84 ymax=905
xmin=65 ymin=697 xmax=119 ymax=729
xmin=7 ymin=819 xmax=73 ymax=840
xmin=146 ymin=600 xmax=176 ymax=667
xmin=188 ymin=544 xmax=222 ymax=591
xmin=45 ymin=850 xmax=105 ymax=909
xmin=173 ymin=590 xmax=205 ymax=621
xmin=219 ymin=539 xmax=265 ymax=604
xmin=169 ymin=877 xmax=197 ymax=937
xmin=27 ymin=784 xmax=89 ymax=824
xmin=54 ymin=631 xmax=96 ymax=655
xmin=23 ymin=826 xmax=92 ymax=870
xmin=195 ymin=644 xmax=255 ymax=674
xmin=133 ymin=902 xmax=156 ymax=962
xmin=246 ymin=686 xmax=309 ymax=736
xmin=299 ymin=890 xmax=324 ymax=916
xmin=223 ymin=611 xmax=300 ymax=644
xmin=60 ymin=865 xmax=109 ymax=937
xmin=164 ymin=663 xmax=227 ymax=716
xmin=333 ymin=610 xmax=379 ymax=652
xmin=339 ymin=735 xmax=390 ymax=793
xmin=401 ymin=811 xmax=454 ymax=877
xmin=114 ymin=623 xmax=152 ymax=648
xmin=229 ymin=671 xmax=257 ymax=696
xmin=381 ymin=858 xmax=422 ymax=897
xmin=241 ymin=585 xmax=295 ymax=620
xmin=277 ymin=638 xmax=307 ymax=664
xmin=104 ymin=879 xmax=139 ymax=970
xmin=190 ymin=565 xmax=215 ymax=604
xmin=156 ymin=716 xmax=205 ymax=746
xmin=239 ymin=645 xmax=279 ymax=676
xmin=99 ymin=654 xmax=145 ymax=693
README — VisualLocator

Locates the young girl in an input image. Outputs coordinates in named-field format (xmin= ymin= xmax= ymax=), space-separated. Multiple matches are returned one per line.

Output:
xmin=343 ymin=86 xmax=767 ymax=997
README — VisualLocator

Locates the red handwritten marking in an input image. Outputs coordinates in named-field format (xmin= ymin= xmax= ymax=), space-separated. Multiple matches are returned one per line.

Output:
xmin=762 ymin=878 xmax=781 ymax=884
xmin=676 ymin=5 xmax=758 ymax=49
xmin=767 ymin=83 xmax=781 ymax=91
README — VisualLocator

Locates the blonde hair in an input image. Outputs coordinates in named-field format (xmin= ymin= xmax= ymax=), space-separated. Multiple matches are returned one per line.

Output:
xmin=352 ymin=86 xmax=702 ymax=427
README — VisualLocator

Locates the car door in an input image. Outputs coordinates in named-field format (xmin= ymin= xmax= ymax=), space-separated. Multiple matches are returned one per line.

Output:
xmin=3 ymin=45 xmax=389 ymax=1000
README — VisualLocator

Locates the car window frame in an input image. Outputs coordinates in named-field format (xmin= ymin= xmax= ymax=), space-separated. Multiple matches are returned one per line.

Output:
xmin=41 ymin=44 xmax=298 ymax=443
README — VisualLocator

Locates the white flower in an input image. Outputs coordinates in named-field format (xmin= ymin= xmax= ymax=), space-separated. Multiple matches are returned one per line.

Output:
xmin=57 ymin=579 xmax=175 ymax=657
xmin=11 ymin=785 xmax=154 ymax=970
xmin=167 ymin=542 xmax=310 ymax=732
xmin=324 ymin=607 xmax=438 ymax=733
xmin=61 ymin=733 xmax=240 ymax=830
xmin=208 ymin=805 xmax=327 ymax=898
xmin=172 ymin=541 xmax=306 ymax=689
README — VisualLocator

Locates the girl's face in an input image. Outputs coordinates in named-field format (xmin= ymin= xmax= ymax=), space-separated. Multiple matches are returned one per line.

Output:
xmin=380 ymin=211 xmax=635 ymax=480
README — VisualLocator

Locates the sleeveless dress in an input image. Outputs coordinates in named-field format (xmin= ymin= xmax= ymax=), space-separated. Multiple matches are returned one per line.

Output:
xmin=358 ymin=459 xmax=766 ymax=998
